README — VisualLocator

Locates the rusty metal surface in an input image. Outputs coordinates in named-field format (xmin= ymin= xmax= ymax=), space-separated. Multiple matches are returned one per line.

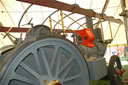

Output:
xmin=0 ymin=27 xmax=29 ymax=32
xmin=0 ymin=26 xmax=75 ymax=33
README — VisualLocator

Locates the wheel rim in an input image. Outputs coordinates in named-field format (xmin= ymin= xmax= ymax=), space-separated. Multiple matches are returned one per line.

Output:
xmin=109 ymin=55 xmax=122 ymax=85
xmin=113 ymin=62 xmax=122 ymax=84
xmin=1 ymin=36 xmax=89 ymax=85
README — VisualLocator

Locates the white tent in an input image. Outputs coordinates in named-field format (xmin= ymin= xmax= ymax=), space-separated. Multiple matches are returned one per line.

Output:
xmin=0 ymin=0 xmax=127 ymax=53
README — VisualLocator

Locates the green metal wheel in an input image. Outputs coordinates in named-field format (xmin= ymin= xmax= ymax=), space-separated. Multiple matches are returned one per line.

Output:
xmin=108 ymin=55 xmax=123 ymax=85
xmin=0 ymin=36 xmax=89 ymax=85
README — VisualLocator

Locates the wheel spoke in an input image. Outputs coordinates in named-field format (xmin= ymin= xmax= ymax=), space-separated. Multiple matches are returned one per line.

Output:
xmin=13 ymin=73 xmax=35 ymax=84
xmin=32 ymin=50 xmax=43 ymax=74
xmin=20 ymin=62 xmax=40 ymax=79
xmin=61 ymin=67 xmax=72 ymax=80
xmin=50 ymin=46 xmax=59 ymax=70
xmin=40 ymin=48 xmax=52 ymax=77
xmin=59 ymin=57 xmax=74 ymax=74
xmin=63 ymin=74 xmax=81 ymax=82
xmin=56 ymin=55 xmax=61 ymax=77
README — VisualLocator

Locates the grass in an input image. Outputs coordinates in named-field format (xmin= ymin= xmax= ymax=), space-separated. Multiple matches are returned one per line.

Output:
xmin=122 ymin=65 xmax=128 ymax=80
xmin=90 ymin=80 xmax=110 ymax=85
xmin=90 ymin=65 xmax=128 ymax=85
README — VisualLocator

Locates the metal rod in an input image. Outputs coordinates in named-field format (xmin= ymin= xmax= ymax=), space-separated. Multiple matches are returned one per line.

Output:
xmin=18 ymin=4 xmax=33 ymax=28
xmin=108 ymin=21 xmax=113 ymax=39
xmin=40 ymin=6 xmax=44 ymax=21
xmin=54 ymin=12 xmax=73 ymax=29
xmin=5 ymin=33 xmax=16 ymax=45
xmin=21 ymin=2 xmax=29 ymax=22
xmin=0 ymin=27 xmax=28 ymax=32
xmin=77 ymin=22 xmax=86 ymax=30
xmin=113 ymin=4 xmax=120 ymax=16
xmin=68 ymin=16 xmax=85 ymax=28
xmin=60 ymin=10 xmax=65 ymax=31
xmin=18 ymin=4 xmax=33 ymax=44
xmin=113 ymin=24 xmax=121 ymax=39
xmin=3 ymin=27 xmax=13 ymax=38
xmin=95 ymin=0 xmax=109 ymax=28
xmin=57 ymin=11 xmax=59 ymax=29
xmin=89 ymin=0 xmax=93 ymax=8
xmin=103 ymin=3 xmax=121 ymax=37
xmin=2 ymin=27 xmax=16 ymax=45
xmin=49 ymin=17 xmax=53 ymax=32
xmin=100 ymin=22 xmax=105 ymax=42
xmin=63 ymin=13 xmax=85 ymax=28
xmin=120 ymin=0 xmax=128 ymax=45
xmin=0 ymin=27 xmax=77 ymax=33
xmin=86 ymin=16 xmax=93 ymax=29
xmin=42 ymin=9 xmax=59 ymax=24
xmin=51 ymin=19 xmax=71 ymax=30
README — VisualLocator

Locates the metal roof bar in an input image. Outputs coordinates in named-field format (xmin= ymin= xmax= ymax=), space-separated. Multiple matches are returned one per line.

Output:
xmin=17 ymin=0 xmax=123 ymax=24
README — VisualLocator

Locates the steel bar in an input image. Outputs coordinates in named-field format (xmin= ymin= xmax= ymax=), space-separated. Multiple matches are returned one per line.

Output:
xmin=108 ymin=21 xmax=113 ymax=39
xmin=3 ymin=27 xmax=16 ymax=45
xmin=51 ymin=19 xmax=72 ymax=30
xmin=120 ymin=0 xmax=128 ymax=45
xmin=63 ymin=13 xmax=85 ymax=28
xmin=95 ymin=0 xmax=109 ymax=28
xmin=21 ymin=2 xmax=29 ymax=22
xmin=0 ymin=27 xmax=29 ymax=32
xmin=60 ymin=10 xmax=65 ymax=31
xmin=100 ymin=22 xmax=105 ymax=42
xmin=0 ymin=27 xmax=75 ymax=33
xmin=68 ymin=16 xmax=86 ymax=28
xmin=49 ymin=17 xmax=53 ymax=32
xmin=113 ymin=24 xmax=121 ymax=38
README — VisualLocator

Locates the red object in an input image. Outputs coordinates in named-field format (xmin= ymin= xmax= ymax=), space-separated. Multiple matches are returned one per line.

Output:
xmin=117 ymin=69 xmax=125 ymax=75
xmin=76 ymin=28 xmax=95 ymax=48
xmin=55 ymin=83 xmax=62 ymax=85
xmin=123 ymin=79 xmax=128 ymax=83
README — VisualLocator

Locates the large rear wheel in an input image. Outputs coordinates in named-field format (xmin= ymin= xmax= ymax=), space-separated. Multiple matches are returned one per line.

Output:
xmin=0 ymin=36 xmax=90 ymax=85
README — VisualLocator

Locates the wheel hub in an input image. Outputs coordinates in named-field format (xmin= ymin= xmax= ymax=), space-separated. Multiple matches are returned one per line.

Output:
xmin=48 ymin=80 xmax=62 ymax=85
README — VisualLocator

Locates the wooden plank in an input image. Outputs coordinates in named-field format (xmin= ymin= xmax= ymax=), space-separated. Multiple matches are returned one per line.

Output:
xmin=17 ymin=0 xmax=123 ymax=24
